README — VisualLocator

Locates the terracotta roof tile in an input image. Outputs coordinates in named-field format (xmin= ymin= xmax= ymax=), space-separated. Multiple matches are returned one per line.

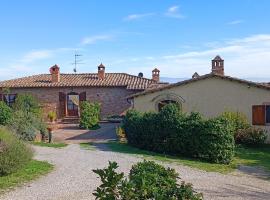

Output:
xmin=0 ymin=73 xmax=167 ymax=90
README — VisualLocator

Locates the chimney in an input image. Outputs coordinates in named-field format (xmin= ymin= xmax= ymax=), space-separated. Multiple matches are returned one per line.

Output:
xmin=192 ymin=72 xmax=200 ymax=79
xmin=152 ymin=68 xmax=160 ymax=82
xmin=212 ymin=55 xmax=224 ymax=75
xmin=50 ymin=64 xmax=60 ymax=83
xmin=98 ymin=63 xmax=105 ymax=79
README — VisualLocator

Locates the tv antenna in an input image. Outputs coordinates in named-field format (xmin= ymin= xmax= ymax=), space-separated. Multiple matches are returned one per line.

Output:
xmin=72 ymin=53 xmax=84 ymax=73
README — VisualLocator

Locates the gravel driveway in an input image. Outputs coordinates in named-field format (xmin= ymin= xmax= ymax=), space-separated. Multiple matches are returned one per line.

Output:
xmin=1 ymin=144 xmax=270 ymax=200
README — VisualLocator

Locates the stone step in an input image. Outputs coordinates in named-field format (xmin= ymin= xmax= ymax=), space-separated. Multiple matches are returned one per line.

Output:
xmin=61 ymin=117 xmax=80 ymax=124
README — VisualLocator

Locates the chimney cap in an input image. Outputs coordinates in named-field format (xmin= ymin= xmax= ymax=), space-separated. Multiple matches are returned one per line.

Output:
xmin=98 ymin=63 xmax=105 ymax=69
xmin=212 ymin=55 xmax=223 ymax=61
xmin=152 ymin=68 xmax=160 ymax=72
xmin=50 ymin=64 xmax=60 ymax=73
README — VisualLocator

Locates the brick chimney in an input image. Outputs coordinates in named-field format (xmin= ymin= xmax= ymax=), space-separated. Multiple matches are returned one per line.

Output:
xmin=152 ymin=68 xmax=160 ymax=82
xmin=212 ymin=55 xmax=224 ymax=75
xmin=50 ymin=64 xmax=60 ymax=83
xmin=98 ymin=63 xmax=105 ymax=80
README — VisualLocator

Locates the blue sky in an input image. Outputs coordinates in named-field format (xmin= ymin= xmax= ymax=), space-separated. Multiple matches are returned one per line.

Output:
xmin=1 ymin=0 xmax=270 ymax=80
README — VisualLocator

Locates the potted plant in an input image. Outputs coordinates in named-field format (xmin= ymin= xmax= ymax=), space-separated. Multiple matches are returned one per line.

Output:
xmin=48 ymin=111 xmax=57 ymax=123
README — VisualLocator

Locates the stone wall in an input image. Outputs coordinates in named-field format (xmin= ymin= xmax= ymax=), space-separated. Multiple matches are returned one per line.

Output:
xmin=2 ymin=87 xmax=137 ymax=119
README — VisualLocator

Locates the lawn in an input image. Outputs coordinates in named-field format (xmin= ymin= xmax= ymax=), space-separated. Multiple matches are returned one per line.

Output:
xmin=80 ymin=142 xmax=96 ymax=150
xmin=0 ymin=160 xmax=53 ymax=193
xmin=104 ymin=142 xmax=270 ymax=174
xmin=32 ymin=142 xmax=68 ymax=148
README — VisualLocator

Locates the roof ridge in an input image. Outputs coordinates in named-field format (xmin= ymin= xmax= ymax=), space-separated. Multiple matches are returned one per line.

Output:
xmin=127 ymin=73 xmax=270 ymax=99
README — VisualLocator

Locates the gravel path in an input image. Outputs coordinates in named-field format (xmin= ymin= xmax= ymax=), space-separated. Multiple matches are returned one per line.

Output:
xmin=1 ymin=144 xmax=270 ymax=200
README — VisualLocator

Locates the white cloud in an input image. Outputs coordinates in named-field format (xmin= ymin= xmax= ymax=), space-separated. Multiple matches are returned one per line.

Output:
xmin=227 ymin=20 xmax=244 ymax=25
xmin=20 ymin=50 xmax=52 ymax=63
xmin=81 ymin=35 xmax=113 ymax=45
xmin=123 ymin=13 xmax=155 ymax=21
xmin=0 ymin=47 xmax=78 ymax=80
xmin=165 ymin=5 xmax=185 ymax=19
xmin=104 ymin=34 xmax=270 ymax=79
xmin=150 ymin=34 xmax=270 ymax=78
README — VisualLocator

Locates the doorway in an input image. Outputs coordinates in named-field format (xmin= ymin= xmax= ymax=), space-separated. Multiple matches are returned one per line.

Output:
xmin=67 ymin=93 xmax=79 ymax=116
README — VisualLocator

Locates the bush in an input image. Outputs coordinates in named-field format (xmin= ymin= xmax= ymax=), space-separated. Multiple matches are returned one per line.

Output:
xmin=13 ymin=94 xmax=41 ymax=117
xmin=123 ymin=104 xmax=235 ymax=164
xmin=220 ymin=111 xmax=250 ymax=136
xmin=47 ymin=111 xmax=57 ymax=122
xmin=93 ymin=160 xmax=203 ymax=200
xmin=235 ymin=127 xmax=267 ymax=145
xmin=8 ymin=111 xmax=39 ymax=141
xmin=0 ymin=101 xmax=12 ymax=125
xmin=79 ymin=101 xmax=101 ymax=129
xmin=0 ymin=127 xmax=33 ymax=175
xmin=220 ymin=111 xmax=267 ymax=146
xmin=7 ymin=94 xmax=47 ymax=141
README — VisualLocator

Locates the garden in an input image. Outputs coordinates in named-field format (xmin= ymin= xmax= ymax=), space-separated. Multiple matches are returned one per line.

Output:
xmin=118 ymin=104 xmax=268 ymax=169
xmin=0 ymin=94 xmax=53 ymax=192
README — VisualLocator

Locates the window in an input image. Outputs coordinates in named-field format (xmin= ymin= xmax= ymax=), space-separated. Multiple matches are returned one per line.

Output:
xmin=4 ymin=94 xmax=16 ymax=107
xmin=252 ymin=105 xmax=270 ymax=125
xmin=158 ymin=100 xmax=180 ymax=112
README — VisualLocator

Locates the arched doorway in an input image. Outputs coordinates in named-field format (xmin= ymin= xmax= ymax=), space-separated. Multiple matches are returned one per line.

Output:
xmin=152 ymin=93 xmax=185 ymax=112
xmin=157 ymin=100 xmax=180 ymax=112
xmin=67 ymin=92 xmax=79 ymax=116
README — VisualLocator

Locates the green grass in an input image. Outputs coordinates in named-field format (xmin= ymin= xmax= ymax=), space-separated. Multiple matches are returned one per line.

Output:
xmin=105 ymin=142 xmax=270 ymax=174
xmin=80 ymin=142 xmax=96 ymax=150
xmin=234 ymin=144 xmax=270 ymax=171
xmin=32 ymin=142 xmax=68 ymax=148
xmin=0 ymin=160 xmax=53 ymax=193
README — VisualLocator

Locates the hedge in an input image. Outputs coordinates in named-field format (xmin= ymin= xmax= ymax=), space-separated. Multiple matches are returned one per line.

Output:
xmin=123 ymin=104 xmax=235 ymax=164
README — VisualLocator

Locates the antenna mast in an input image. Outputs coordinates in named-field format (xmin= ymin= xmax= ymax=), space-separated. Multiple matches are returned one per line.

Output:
xmin=72 ymin=53 xmax=83 ymax=73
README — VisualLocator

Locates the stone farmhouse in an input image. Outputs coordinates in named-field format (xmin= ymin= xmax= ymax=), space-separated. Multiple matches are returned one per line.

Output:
xmin=128 ymin=56 xmax=270 ymax=142
xmin=0 ymin=64 xmax=167 ymax=120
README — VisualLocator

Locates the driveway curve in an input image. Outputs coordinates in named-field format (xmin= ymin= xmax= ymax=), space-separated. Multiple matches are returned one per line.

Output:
xmin=1 ymin=144 xmax=270 ymax=200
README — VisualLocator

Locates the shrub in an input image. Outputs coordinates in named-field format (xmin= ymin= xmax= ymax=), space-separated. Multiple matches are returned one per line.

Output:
xmin=0 ymin=127 xmax=33 ymax=175
xmin=123 ymin=104 xmax=235 ymax=164
xmin=47 ymin=111 xmax=57 ymax=122
xmin=93 ymin=160 xmax=203 ymax=200
xmin=0 ymin=101 xmax=12 ymax=125
xmin=7 ymin=94 xmax=47 ymax=141
xmin=196 ymin=117 xmax=235 ymax=164
xmin=8 ymin=111 xmax=39 ymax=141
xmin=79 ymin=101 xmax=101 ymax=129
xmin=235 ymin=127 xmax=267 ymax=145
xmin=220 ymin=111 xmax=250 ymax=136
xmin=13 ymin=94 xmax=41 ymax=117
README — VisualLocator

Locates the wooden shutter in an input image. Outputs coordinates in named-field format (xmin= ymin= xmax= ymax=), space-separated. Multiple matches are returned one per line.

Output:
xmin=0 ymin=93 xmax=2 ymax=101
xmin=252 ymin=105 xmax=265 ymax=125
xmin=59 ymin=92 xmax=66 ymax=117
xmin=79 ymin=92 xmax=86 ymax=101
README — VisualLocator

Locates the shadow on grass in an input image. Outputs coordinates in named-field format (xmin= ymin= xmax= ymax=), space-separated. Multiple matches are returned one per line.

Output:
xmin=82 ymin=141 xmax=237 ymax=174
xmin=83 ymin=141 xmax=270 ymax=177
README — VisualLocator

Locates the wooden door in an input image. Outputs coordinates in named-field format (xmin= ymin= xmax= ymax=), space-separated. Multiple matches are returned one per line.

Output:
xmin=59 ymin=92 xmax=67 ymax=118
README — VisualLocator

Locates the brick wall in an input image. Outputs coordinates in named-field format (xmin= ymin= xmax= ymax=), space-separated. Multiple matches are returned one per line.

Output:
xmin=2 ymin=87 xmax=137 ymax=119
